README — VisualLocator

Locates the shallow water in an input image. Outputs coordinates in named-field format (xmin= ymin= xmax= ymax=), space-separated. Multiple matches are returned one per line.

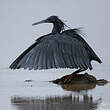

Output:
xmin=0 ymin=63 xmax=110 ymax=110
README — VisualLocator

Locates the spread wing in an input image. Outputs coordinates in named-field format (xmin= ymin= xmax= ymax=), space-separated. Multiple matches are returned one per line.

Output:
xmin=10 ymin=33 xmax=92 ymax=70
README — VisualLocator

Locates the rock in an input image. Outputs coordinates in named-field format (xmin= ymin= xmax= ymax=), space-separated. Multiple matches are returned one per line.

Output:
xmin=52 ymin=73 xmax=108 ymax=85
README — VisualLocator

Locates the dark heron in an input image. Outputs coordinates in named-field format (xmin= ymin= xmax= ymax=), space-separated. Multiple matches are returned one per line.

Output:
xmin=10 ymin=16 xmax=102 ymax=82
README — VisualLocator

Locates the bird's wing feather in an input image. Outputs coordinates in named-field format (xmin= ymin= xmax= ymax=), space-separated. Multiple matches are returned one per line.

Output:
xmin=62 ymin=29 xmax=102 ymax=63
xmin=10 ymin=33 xmax=92 ymax=70
xmin=61 ymin=32 xmax=92 ymax=70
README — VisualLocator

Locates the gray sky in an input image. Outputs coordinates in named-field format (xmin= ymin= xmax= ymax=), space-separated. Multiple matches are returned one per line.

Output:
xmin=0 ymin=0 xmax=110 ymax=68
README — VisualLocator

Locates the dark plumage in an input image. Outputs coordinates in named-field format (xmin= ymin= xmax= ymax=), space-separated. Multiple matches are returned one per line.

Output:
xmin=10 ymin=16 xmax=102 ymax=74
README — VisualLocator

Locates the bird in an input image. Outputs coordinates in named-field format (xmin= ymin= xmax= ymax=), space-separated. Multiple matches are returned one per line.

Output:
xmin=9 ymin=16 xmax=102 ymax=82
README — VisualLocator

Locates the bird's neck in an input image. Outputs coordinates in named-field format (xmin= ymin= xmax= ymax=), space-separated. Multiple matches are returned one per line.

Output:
xmin=52 ymin=22 xmax=63 ymax=34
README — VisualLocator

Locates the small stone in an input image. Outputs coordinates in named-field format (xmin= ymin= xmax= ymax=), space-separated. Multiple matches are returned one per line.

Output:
xmin=24 ymin=80 xmax=32 ymax=82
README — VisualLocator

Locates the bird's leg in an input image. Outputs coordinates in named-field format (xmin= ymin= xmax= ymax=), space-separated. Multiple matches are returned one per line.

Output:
xmin=64 ymin=68 xmax=86 ymax=83
xmin=68 ymin=68 xmax=86 ymax=82
xmin=71 ymin=68 xmax=86 ymax=74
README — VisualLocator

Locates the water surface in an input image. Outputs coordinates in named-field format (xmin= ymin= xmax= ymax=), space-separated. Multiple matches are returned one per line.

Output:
xmin=0 ymin=63 xmax=110 ymax=110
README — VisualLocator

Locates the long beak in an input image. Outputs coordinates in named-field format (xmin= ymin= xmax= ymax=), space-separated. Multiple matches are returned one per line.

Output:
xmin=32 ymin=19 xmax=48 ymax=26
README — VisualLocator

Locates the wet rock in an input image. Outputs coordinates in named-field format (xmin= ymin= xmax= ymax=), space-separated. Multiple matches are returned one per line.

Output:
xmin=52 ymin=73 xmax=109 ymax=85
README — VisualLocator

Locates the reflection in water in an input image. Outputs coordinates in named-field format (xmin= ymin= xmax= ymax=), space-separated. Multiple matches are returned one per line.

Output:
xmin=11 ymin=83 xmax=106 ymax=110
xmin=61 ymin=83 xmax=96 ymax=92
xmin=11 ymin=95 xmax=101 ymax=110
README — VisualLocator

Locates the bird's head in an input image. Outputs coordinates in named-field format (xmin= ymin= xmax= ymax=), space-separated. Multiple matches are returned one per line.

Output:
xmin=32 ymin=16 xmax=62 ymax=25
xmin=32 ymin=16 xmax=67 ymax=33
